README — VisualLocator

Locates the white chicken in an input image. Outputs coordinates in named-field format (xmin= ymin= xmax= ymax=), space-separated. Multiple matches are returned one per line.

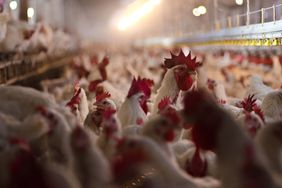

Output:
xmin=153 ymin=50 xmax=201 ymax=113
xmin=118 ymin=77 xmax=154 ymax=127
xmin=85 ymin=91 xmax=117 ymax=135
xmin=183 ymin=90 xmax=277 ymax=188
xmin=261 ymin=89 xmax=282 ymax=123
xmin=97 ymin=108 xmax=121 ymax=159
xmin=256 ymin=121 xmax=282 ymax=176
xmin=245 ymin=75 xmax=273 ymax=101
xmin=66 ymin=85 xmax=89 ymax=124
xmin=113 ymin=136 xmax=220 ymax=188
xmin=70 ymin=126 xmax=113 ymax=188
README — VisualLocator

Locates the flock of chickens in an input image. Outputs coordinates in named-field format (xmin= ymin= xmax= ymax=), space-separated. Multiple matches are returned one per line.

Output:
xmin=0 ymin=17 xmax=75 ymax=57
xmin=0 ymin=46 xmax=282 ymax=188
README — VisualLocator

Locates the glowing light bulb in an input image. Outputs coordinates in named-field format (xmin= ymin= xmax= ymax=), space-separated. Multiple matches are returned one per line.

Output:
xmin=117 ymin=0 xmax=162 ymax=31
xmin=198 ymin=5 xmax=207 ymax=15
xmin=235 ymin=0 xmax=243 ymax=5
xmin=9 ymin=0 xmax=18 ymax=10
xmin=193 ymin=8 xmax=201 ymax=17
xmin=27 ymin=7 xmax=35 ymax=18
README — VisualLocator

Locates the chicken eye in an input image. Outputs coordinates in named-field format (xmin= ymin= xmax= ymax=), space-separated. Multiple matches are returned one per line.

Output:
xmin=138 ymin=94 xmax=146 ymax=101
xmin=103 ymin=101 xmax=108 ymax=105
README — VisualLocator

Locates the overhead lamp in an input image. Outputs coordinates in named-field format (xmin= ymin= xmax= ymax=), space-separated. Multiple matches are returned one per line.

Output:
xmin=198 ymin=5 xmax=207 ymax=15
xmin=9 ymin=0 xmax=18 ymax=10
xmin=117 ymin=0 xmax=161 ymax=31
xmin=193 ymin=8 xmax=201 ymax=17
xmin=235 ymin=0 xmax=243 ymax=5
xmin=27 ymin=7 xmax=35 ymax=18
xmin=193 ymin=5 xmax=207 ymax=17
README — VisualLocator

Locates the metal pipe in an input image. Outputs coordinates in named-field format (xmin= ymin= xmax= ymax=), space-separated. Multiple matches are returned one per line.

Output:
xmin=246 ymin=0 xmax=250 ymax=25
xmin=273 ymin=4 xmax=276 ymax=22
xmin=261 ymin=8 xmax=264 ymax=24
xmin=213 ymin=0 xmax=218 ymax=30
xmin=237 ymin=14 xmax=240 ymax=27
xmin=228 ymin=16 xmax=232 ymax=28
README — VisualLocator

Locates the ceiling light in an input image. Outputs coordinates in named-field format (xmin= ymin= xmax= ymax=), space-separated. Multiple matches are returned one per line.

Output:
xmin=118 ymin=0 xmax=161 ymax=31
xmin=235 ymin=0 xmax=243 ymax=5
xmin=193 ymin=8 xmax=201 ymax=17
xmin=198 ymin=5 xmax=207 ymax=15
xmin=27 ymin=7 xmax=35 ymax=18
xmin=9 ymin=0 xmax=18 ymax=10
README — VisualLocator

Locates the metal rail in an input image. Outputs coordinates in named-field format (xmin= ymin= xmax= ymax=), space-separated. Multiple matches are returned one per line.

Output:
xmin=0 ymin=50 xmax=79 ymax=85
xmin=136 ymin=4 xmax=282 ymax=47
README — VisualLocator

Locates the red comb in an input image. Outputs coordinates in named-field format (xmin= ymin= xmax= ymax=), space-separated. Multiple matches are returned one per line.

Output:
xmin=241 ymin=95 xmax=257 ymax=112
xmin=127 ymin=77 xmax=154 ymax=98
xmin=88 ymin=79 xmax=103 ymax=92
xmin=158 ymin=97 xmax=171 ymax=111
xmin=164 ymin=49 xmax=202 ymax=71
xmin=103 ymin=108 xmax=117 ymax=119
xmin=252 ymin=105 xmax=265 ymax=122
xmin=66 ymin=88 xmax=81 ymax=108
xmin=96 ymin=91 xmax=111 ymax=102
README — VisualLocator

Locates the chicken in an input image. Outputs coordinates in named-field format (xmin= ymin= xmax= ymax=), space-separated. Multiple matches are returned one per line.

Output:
xmin=36 ymin=106 xmax=73 ymax=167
xmin=19 ymin=22 xmax=53 ymax=53
xmin=0 ymin=20 xmax=29 ymax=52
xmin=256 ymin=121 xmax=282 ymax=176
xmin=141 ymin=114 xmax=181 ymax=164
xmin=183 ymin=90 xmax=277 ymax=188
xmin=48 ymin=29 xmax=75 ymax=57
xmin=85 ymin=91 xmax=117 ymax=134
xmin=1 ymin=142 xmax=80 ymax=188
xmin=112 ymin=136 xmax=220 ymax=188
xmin=0 ymin=112 xmax=49 ymax=146
xmin=66 ymin=85 xmax=89 ymax=124
xmin=153 ymin=50 xmax=201 ymax=113
xmin=206 ymin=78 xmax=228 ymax=103
xmin=235 ymin=94 xmax=265 ymax=137
xmin=70 ymin=126 xmax=112 ymax=188
xmin=261 ymin=89 xmax=282 ymax=123
xmin=118 ymin=77 xmax=154 ymax=127
xmin=0 ymin=86 xmax=56 ymax=120
xmin=87 ymin=56 xmax=127 ymax=108
xmin=97 ymin=108 xmax=121 ymax=159
xmin=245 ymin=75 xmax=273 ymax=101
xmin=178 ymin=146 xmax=217 ymax=178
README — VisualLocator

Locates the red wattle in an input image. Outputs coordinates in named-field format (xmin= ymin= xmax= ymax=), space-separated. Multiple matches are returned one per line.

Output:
xmin=140 ymin=100 xmax=149 ymax=114
xmin=175 ymin=73 xmax=194 ymax=91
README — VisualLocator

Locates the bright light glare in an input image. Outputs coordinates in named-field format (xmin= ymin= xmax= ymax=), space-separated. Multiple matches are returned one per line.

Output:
xmin=193 ymin=8 xmax=201 ymax=17
xmin=118 ymin=0 xmax=161 ymax=31
xmin=198 ymin=6 xmax=207 ymax=15
xmin=235 ymin=0 xmax=243 ymax=5
xmin=193 ymin=5 xmax=207 ymax=17
xmin=9 ymin=1 xmax=18 ymax=10
xmin=27 ymin=7 xmax=35 ymax=18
